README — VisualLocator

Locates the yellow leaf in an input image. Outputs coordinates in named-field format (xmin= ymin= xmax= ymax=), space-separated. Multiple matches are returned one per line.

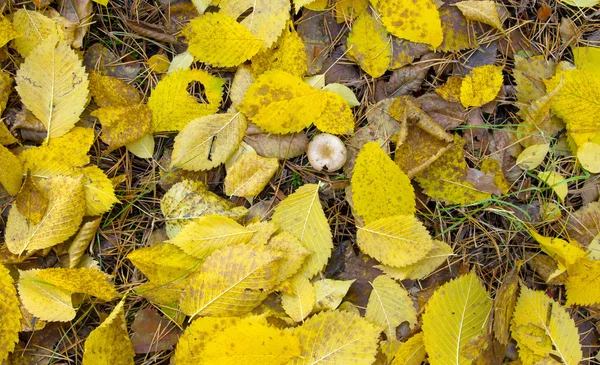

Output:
xmin=322 ymin=83 xmax=360 ymax=107
xmin=0 ymin=264 xmax=21 ymax=363
xmin=15 ymin=39 xmax=88 ymax=140
xmin=69 ymin=166 xmax=119 ymax=216
xmin=516 ymin=143 xmax=550 ymax=170
xmin=0 ymin=144 xmax=23 ymax=196
xmin=290 ymin=310 xmax=380 ymax=365
xmin=17 ymin=127 xmax=94 ymax=178
xmin=351 ymin=142 xmax=415 ymax=224
xmin=347 ymin=13 xmax=391 ymax=78
xmin=271 ymin=184 xmax=333 ymax=278
xmin=415 ymin=135 xmax=491 ymax=205
xmin=493 ymin=265 xmax=520 ymax=345
xmin=246 ymin=220 xmax=278 ymax=246
xmin=530 ymin=230 xmax=586 ymax=278
xmin=435 ymin=75 xmax=463 ymax=102
xmin=303 ymin=0 xmax=328 ymax=10
xmin=219 ymin=0 xmax=290 ymax=48
xmin=147 ymin=54 xmax=170 ymax=73
xmin=67 ymin=216 xmax=102 ymax=268
xmin=251 ymin=23 xmax=308 ymax=77
xmin=125 ymin=133 xmax=154 ymax=159
xmin=168 ymin=51 xmax=194 ymax=74
xmin=390 ymin=333 xmax=427 ymax=365
xmin=281 ymin=275 xmax=316 ymax=322
xmin=357 ymin=215 xmax=435 ymax=267
xmin=224 ymin=153 xmax=279 ymax=197
xmin=572 ymin=46 xmax=600 ymax=74
xmin=82 ymin=299 xmax=135 ymax=365
xmin=265 ymin=232 xmax=311 ymax=284
xmin=182 ymin=13 xmax=263 ymax=67
xmin=566 ymin=257 xmax=600 ymax=305
xmin=180 ymin=245 xmax=281 ymax=317
xmin=365 ymin=275 xmax=417 ymax=338
xmin=375 ymin=239 xmax=453 ymax=280
xmin=6 ymin=175 xmax=85 ymax=255
xmin=511 ymin=286 xmax=582 ymax=365
xmin=560 ymin=0 xmax=599 ymax=7
xmin=0 ymin=16 xmax=18 ymax=49
xmin=88 ymin=72 xmax=141 ymax=108
xmin=577 ymin=141 xmax=600 ymax=173
xmin=537 ymin=170 xmax=568 ymax=203
xmin=92 ymin=104 xmax=152 ymax=152
xmin=170 ymin=113 xmax=246 ymax=171
xmin=0 ymin=120 xmax=17 ymax=146
xmin=36 ymin=267 xmax=118 ymax=301
xmin=513 ymin=55 xmax=556 ymax=106
xmin=423 ymin=272 xmax=492 ymax=365
xmin=454 ymin=1 xmax=504 ymax=31
xmin=372 ymin=0 xmax=443 ymax=48
xmin=334 ymin=0 xmax=368 ymax=23
xmin=238 ymin=70 xmax=324 ymax=134
xmin=173 ymin=315 xmax=301 ymax=365
xmin=148 ymin=69 xmax=224 ymax=132
xmin=312 ymin=279 xmax=354 ymax=311
xmin=15 ymin=173 xmax=49 ymax=225
xmin=168 ymin=214 xmax=255 ymax=259
xmin=460 ymin=65 xmax=503 ymax=107
xmin=18 ymin=269 xmax=76 ymax=322
xmin=161 ymin=180 xmax=248 ymax=238
xmin=11 ymin=10 xmax=63 ymax=57
xmin=127 ymin=243 xmax=200 ymax=306
xmin=313 ymin=91 xmax=355 ymax=135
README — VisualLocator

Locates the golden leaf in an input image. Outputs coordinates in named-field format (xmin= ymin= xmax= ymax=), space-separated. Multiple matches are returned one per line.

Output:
xmin=18 ymin=127 xmax=94 ymax=178
xmin=67 ymin=216 xmax=102 ymax=268
xmin=572 ymin=46 xmax=600 ymax=74
xmin=148 ymin=69 xmax=224 ymax=132
xmin=37 ymin=267 xmax=118 ymax=301
xmin=127 ymin=243 xmax=200 ymax=306
xmin=246 ymin=220 xmax=278 ymax=246
xmin=82 ymin=299 xmax=135 ymax=365
xmin=372 ymin=0 xmax=443 ymax=48
xmin=376 ymin=239 xmax=453 ymax=280
xmin=69 ymin=166 xmax=119 ymax=216
xmin=180 ymin=245 xmax=281 ymax=318
xmin=493 ymin=265 xmax=519 ymax=345
xmin=313 ymin=91 xmax=355 ymax=135
xmin=460 ymin=65 xmax=504 ymax=107
xmin=537 ymin=170 xmax=568 ymax=203
xmin=18 ymin=269 xmax=76 ymax=322
xmin=566 ymin=257 xmax=600 ymax=306
xmin=290 ymin=310 xmax=380 ymax=365
xmin=230 ymin=65 xmax=255 ymax=109
xmin=0 ymin=120 xmax=18 ymax=145
xmin=224 ymin=153 xmax=279 ymax=198
xmin=182 ymin=13 xmax=263 ymax=67
xmin=171 ymin=113 xmax=247 ymax=171
xmin=0 ymin=264 xmax=21 ymax=363
xmin=15 ymin=173 xmax=49 ymax=225
xmin=219 ymin=0 xmax=290 ymax=48
xmin=15 ymin=39 xmax=88 ymax=140
xmin=264 ymin=232 xmax=311 ymax=285
xmin=516 ymin=143 xmax=550 ymax=170
xmin=281 ymin=275 xmax=316 ymax=322
xmin=6 ymin=175 xmax=85 ymax=255
xmin=92 ymin=104 xmax=153 ymax=152
xmin=530 ymin=230 xmax=585 ymax=280
xmin=147 ymin=54 xmax=170 ymax=73
xmin=88 ymin=72 xmax=141 ymax=108
xmin=334 ymin=0 xmax=368 ymax=23
xmin=0 ymin=16 xmax=18 ymax=49
xmin=365 ymin=275 xmax=417 ymax=338
xmin=454 ymin=1 xmax=505 ymax=31
xmin=168 ymin=215 xmax=255 ymax=259
xmin=0 ymin=144 xmax=23 ymax=196
xmin=347 ymin=13 xmax=391 ymax=78
xmin=511 ymin=285 xmax=582 ymax=365
xmin=251 ymin=23 xmax=308 ymax=77
xmin=238 ymin=70 xmax=324 ymax=134
xmin=577 ymin=141 xmax=600 ymax=173
xmin=312 ymin=279 xmax=354 ymax=311
xmin=422 ymin=273 xmax=492 ymax=365
xmin=351 ymin=142 xmax=415 ymax=224
xmin=11 ymin=10 xmax=63 ymax=57
xmin=271 ymin=184 xmax=333 ymax=278
xmin=173 ymin=315 xmax=301 ymax=365
xmin=390 ymin=333 xmax=427 ymax=365
xmin=161 ymin=180 xmax=248 ymax=238
xmin=357 ymin=215 xmax=435 ymax=267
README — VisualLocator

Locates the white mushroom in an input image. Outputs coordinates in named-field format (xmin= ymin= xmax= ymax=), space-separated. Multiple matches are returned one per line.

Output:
xmin=307 ymin=133 xmax=347 ymax=171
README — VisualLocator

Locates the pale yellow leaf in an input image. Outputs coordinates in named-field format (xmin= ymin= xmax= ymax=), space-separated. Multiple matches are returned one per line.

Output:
xmin=537 ymin=171 xmax=568 ymax=203
xmin=390 ymin=333 xmax=427 ymax=365
xmin=16 ymin=39 xmax=88 ymax=140
xmin=224 ymin=153 xmax=279 ymax=197
xmin=69 ymin=166 xmax=120 ymax=216
xmin=125 ymin=133 xmax=155 ymax=159
xmin=170 ymin=113 xmax=246 ymax=171
xmin=365 ymin=275 xmax=417 ymax=338
xmin=167 ymin=51 xmax=194 ymax=74
xmin=271 ymin=184 xmax=333 ymax=278
xmin=18 ymin=269 xmax=76 ymax=322
xmin=82 ymin=299 xmax=135 ymax=365
xmin=516 ymin=144 xmax=550 ymax=170
xmin=454 ymin=1 xmax=504 ymax=31
xmin=11 ymin=10 xmax=63 ymax=57
xmin=281 ymin=275 xmax=316 ymax=322
xmin=422 ymin=272 xmax=492 ymax=365
xmin=167 ymin=214 xmax=255 ymax=259
xmin=313 ymin=279 xmax=354 ymax=311
xmin=357 ymin=215 xmax=434 ymax=268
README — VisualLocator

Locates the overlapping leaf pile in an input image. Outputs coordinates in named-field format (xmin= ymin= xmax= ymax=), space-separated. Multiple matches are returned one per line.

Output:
xmin=0 ymin=0 xmax=599 ymax=364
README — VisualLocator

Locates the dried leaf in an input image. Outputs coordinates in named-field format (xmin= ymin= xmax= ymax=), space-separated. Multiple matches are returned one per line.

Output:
xmin=92 ymin=104 xmax=153 ymax=152
xmin=88 ymin=72 xmax=141 ymax=108
xmin=67 ymin=216 xmax=102 ymax=268
xmin=244 ymin=129 xmax=308 ymax=160
xmin=131 ymin=308 xmax=181 ymax=354
xmin=264 ymin=232 xmax=311 ymax=285
xmin=15 ymin=173 xmax=49 ymax=225
xmin=493 ymin=265 xmax=519 ymax=345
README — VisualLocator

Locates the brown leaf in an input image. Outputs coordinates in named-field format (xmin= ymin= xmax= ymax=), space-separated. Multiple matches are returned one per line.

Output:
xmin=297 ymin=10 xmax=332 ymax=75
xmin=125 ymin=19 xmax=179 ymax=44
xmin=83 ymin=43 xmax=142 ymax=80
xmin=244 ymin=123 xmax=308 ymax=159
xmin=492 ymin=265 xmax=519 ymax=344
xmin=418 ymin=93 xmax=467 ymax=130
xmin=15 ymin=174 xmax=49 ymax=225
xmin=382 ymin=65 xmax=429 ymax=99
xmin=131 ymin=308 xmax=182 ymax=354
xmin=565 ymin=201 xmax=600 ymax=247
xmin=57 ymin=0 xmax=93 ymax=48
xmin=537 ymin=3 xmax=552 ymax=21
xmin=389 ymin=37 xmax=430 ymax=69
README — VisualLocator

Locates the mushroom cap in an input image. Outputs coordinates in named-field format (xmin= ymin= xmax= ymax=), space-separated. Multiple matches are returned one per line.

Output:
xmin=307 ymin=133 xmax=347 ymax=171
